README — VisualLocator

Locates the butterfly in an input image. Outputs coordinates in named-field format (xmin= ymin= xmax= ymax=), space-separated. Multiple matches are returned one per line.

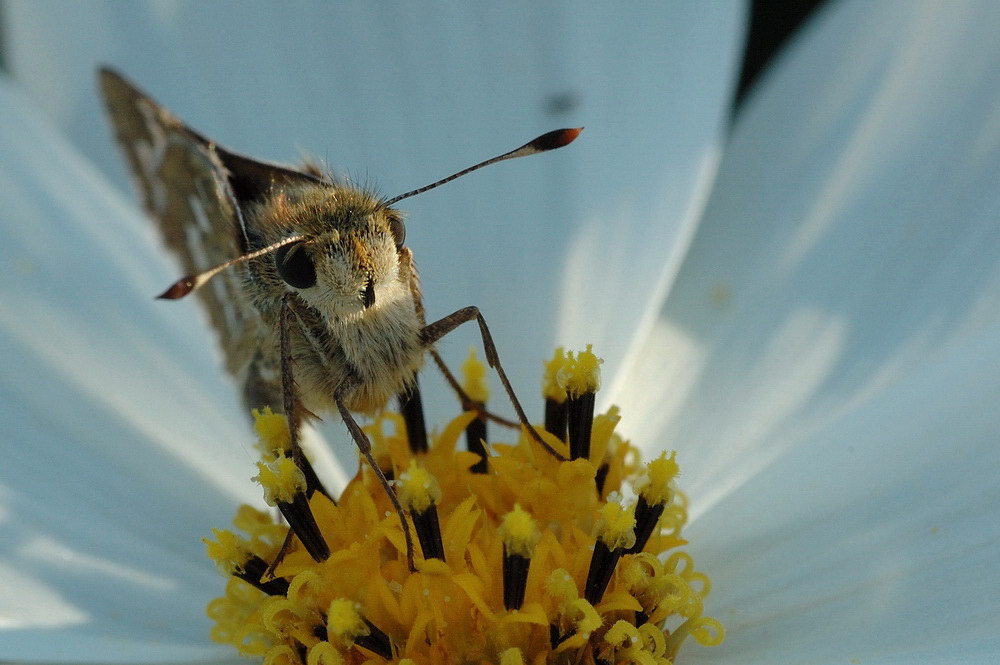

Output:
xmin=99 ymin=67 xmax=580 ymax=567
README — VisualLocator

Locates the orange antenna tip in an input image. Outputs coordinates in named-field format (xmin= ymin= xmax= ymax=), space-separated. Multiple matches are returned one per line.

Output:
xmin=157 ymin=277 xmax=196 ymax=300
xmin=530 ymin=127 xmax=583 ymax=152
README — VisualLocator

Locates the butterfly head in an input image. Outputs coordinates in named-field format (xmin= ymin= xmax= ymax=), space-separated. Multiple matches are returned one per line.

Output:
xmin=259 ymin=186 xmax=407 ymax=318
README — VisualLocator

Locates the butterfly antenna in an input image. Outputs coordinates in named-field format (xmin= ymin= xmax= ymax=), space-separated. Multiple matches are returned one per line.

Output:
xmin=382 ymin=127 xmax=582 ymax=208
xmin=157 ymin=234 xmax=307 ymax=299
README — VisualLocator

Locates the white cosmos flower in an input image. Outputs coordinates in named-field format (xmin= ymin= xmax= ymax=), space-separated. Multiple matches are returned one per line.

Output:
xmin=1 ymin=0 xmax=998 ymax=663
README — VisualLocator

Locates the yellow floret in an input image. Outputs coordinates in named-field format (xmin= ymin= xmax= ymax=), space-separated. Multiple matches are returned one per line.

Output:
xmin=557 ymin=344 xmax=603 ymax=397
xmin=461 ymin=346 xmax=489 ymax=403
xmin=635 ymin=451 xmax=680 ymax=505
xmin=597 ymin=501 xmax=637 ymax=551
xmin=306 ymin=641 xmax=345 ymax=665
xmin=570 ymin=597 xmax=602 ymax=635
xmin=498 ymin=504 xmax=541 ymax=558
xmin=253 ymin=454 xmax=306 ymax=506
xmin=604 ymin=619 xmax=641 ymax=648
xmin=262 ymin=645 xmax=298 ymax=665
xmin=397 ymin=460 xmax=442 ymax=513
xmin=545 ymin=568 xmax=579 ymax=607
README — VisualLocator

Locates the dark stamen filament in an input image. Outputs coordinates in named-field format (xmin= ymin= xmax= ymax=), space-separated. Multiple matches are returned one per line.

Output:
xmin=544 ymin=397 xmax=568 ymax=441
xmin=465 ymin=399 xmax=489 ymax=474
xmin=399 ymin=380 xmax=429 ymax=454
xmin=277 ymin=492 xmax=330 ymax=562
xmin=583 ymin=540 xmax=623 ymax=605
xmin=628 ymin=495 xmax=667 ymax=555
xmin=594 ymin=462 xmax=610 ymax=497
xmin=356 ymin=618 xmax=393 ymax=659
xmin=315 ymin=615 xmax=393 ymax=660
xmin=236 ymin=554 xmax=291 ymax=596
xmin=502 ymin=547 xmax=530 ymax=610
xmin=566 ymin=391 xmax=596 ymax=461
xmin=412 ymin=504 xmax=446 ymax=562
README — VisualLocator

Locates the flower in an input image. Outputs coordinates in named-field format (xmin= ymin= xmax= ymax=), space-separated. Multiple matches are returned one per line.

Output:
xmin=3 ymin=1 xmax=1000 ymax=663
xmin=201 ymin=352 xmax=723 ymax=663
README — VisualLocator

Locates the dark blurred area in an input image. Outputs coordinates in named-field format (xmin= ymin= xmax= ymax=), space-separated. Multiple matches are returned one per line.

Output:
xmin=735 ymin=0 xmax=831 ymax=110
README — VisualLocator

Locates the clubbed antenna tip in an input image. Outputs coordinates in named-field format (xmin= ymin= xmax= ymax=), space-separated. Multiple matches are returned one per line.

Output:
xmin=383 ymin=127 xmax=584 ymax=208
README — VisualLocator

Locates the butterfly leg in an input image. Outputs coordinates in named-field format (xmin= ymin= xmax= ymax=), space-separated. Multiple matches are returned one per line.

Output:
xmin=420 ymin=307 xmax=566 ymax=461
xmin=397 ymin=248 xmax=518 ymax=430
xmin=279 ymin=296 xmax=330 ymax=500
xmin=270 ymin=298 xmax=418 ymax=573
xmin=263 ymin=297 xmax=336 ymax=578
xmin=427 ymin=349 xmax=520 ymax=428
xmin=334 ymin=378 xmax=417 ymax=572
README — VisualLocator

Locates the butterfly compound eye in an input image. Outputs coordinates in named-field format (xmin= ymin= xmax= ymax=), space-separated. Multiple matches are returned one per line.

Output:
xmin=387 ymin=211 xmax=405 ymax=249
xmin=275 ymin=242 xmax=317 ymax=289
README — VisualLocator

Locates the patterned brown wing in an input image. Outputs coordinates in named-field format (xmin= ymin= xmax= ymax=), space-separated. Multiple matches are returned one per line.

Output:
xmin=99 ymin=67 xmax=275 ymax=408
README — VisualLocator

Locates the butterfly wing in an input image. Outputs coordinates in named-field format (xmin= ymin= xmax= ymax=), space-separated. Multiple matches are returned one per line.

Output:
xmin=99 ymin=67 xmax=295 ymax=412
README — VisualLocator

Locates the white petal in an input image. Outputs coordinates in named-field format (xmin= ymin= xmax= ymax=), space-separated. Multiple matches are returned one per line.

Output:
xmin=616 ymin=0 xmax=1000 ymax=661
xmin=0 ymin=78 xmax=256 ymax=659
xmin=684 ymin=319 xmax=1000 ymax=663
xmin=5 ymin=2 xmax=746 ymax=422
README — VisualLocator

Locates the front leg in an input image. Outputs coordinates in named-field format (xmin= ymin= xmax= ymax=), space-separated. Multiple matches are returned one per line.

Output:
xmin=279 ymin=294 xmax=330 ymax=499
xmin=428 ymin=348 xmax=520 ymax=429
xmin=398 ymin=247 xmax=516 ymax=429
xmin=334 ymin=378 xmax=417 ymax=572
xmin=421 ymin=307 xmax=566 ymax=462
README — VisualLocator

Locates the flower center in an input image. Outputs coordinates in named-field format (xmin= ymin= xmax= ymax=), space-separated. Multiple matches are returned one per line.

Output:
xmin=205 ymin=346 xmax=724 ymax=664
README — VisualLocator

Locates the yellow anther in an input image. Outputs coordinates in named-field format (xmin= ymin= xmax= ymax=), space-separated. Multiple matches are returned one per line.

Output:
xmin=253 ymin=453 xmax=306 ymax=506
xmin=326 ymin=598 xmax=369 ymax=645
xmin=556 ymin=344 xmax=602 ymax=397
xmin=204 ymin=528 xmax=250 ymax=575
xmin=635 ymin=451 xmax=679 ymax=505
xmin=542 ymin=346 xmax=570 ymax=402
xmin=252 ymin=407 xmax=291 ymax=455
xmin=397 ymin=460 xmax=442 ymax=513
xmin=597 ymin=501 xmax=637 ymax=551
xmin=461 ymin=346 xmax=489 ymax=403
xmin=498 ymin=504 xmax=540 ymax=558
